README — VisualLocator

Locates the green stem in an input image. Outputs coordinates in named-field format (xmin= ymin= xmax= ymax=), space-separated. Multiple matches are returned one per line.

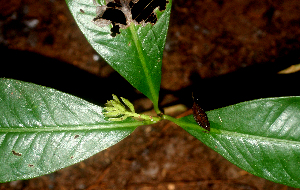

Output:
xmin=163 ymin=114 xmax=214 ymax=133
xmin=135 ymin=113 xmax=161 ymax=122
xmin=162 ymin=115 xmax=178 ymax=123
xmin=129 ymin=23 xmax=161 ymax=114
xmin=163 ymin=114 xmax=202 ymax=130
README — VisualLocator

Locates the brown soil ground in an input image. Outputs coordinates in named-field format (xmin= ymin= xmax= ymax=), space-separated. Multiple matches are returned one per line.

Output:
xmin=1 ymin=0 xmax=300 ymax=189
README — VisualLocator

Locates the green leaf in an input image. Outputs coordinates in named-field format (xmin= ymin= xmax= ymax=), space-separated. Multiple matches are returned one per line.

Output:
xmin=167 ymin=97 xmax=300 ymax=188
xmin=65 ymin=0 xmax=172 ymax=113
xmin=0 ymin=78 xmax=153 ymax=183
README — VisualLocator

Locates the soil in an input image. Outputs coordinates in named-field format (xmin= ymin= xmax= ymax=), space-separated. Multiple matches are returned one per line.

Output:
xmin=1 ymin=0 xmax=300 ymax=189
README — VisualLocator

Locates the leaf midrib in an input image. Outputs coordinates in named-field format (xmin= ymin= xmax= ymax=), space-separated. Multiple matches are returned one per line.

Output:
xmin=215 ymin=128 xmax=300 ymax=145
xmin=166 ymin=115 xmax=300 ymax=145
xmin=129 ymin=23 xmax=160 ymax=113
xmin=0 ymin=121 xmax=148 ymax=133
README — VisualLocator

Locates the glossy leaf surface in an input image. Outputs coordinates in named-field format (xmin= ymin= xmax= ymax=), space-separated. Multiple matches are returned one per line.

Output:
xmin=169 ymin=97 xmax=300 ymax=188
xmin=0 ymin=78 xmax=152 ymax=182
xmin=65 ymin=0 xmax=172 ymax=112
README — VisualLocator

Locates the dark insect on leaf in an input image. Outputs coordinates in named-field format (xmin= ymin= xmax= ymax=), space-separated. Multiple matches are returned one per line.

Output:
xmin=192 ymin=96 xmax=210 ymax=132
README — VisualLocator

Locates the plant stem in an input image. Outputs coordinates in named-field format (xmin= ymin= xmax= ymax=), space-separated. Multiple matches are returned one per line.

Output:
xmin=163 ymin=114 xmax=200 ymax=129
xmin=162 ymin=115 xmax=177 ymax=123
xmin=163 ymin=114 xmax=212 ymax=133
